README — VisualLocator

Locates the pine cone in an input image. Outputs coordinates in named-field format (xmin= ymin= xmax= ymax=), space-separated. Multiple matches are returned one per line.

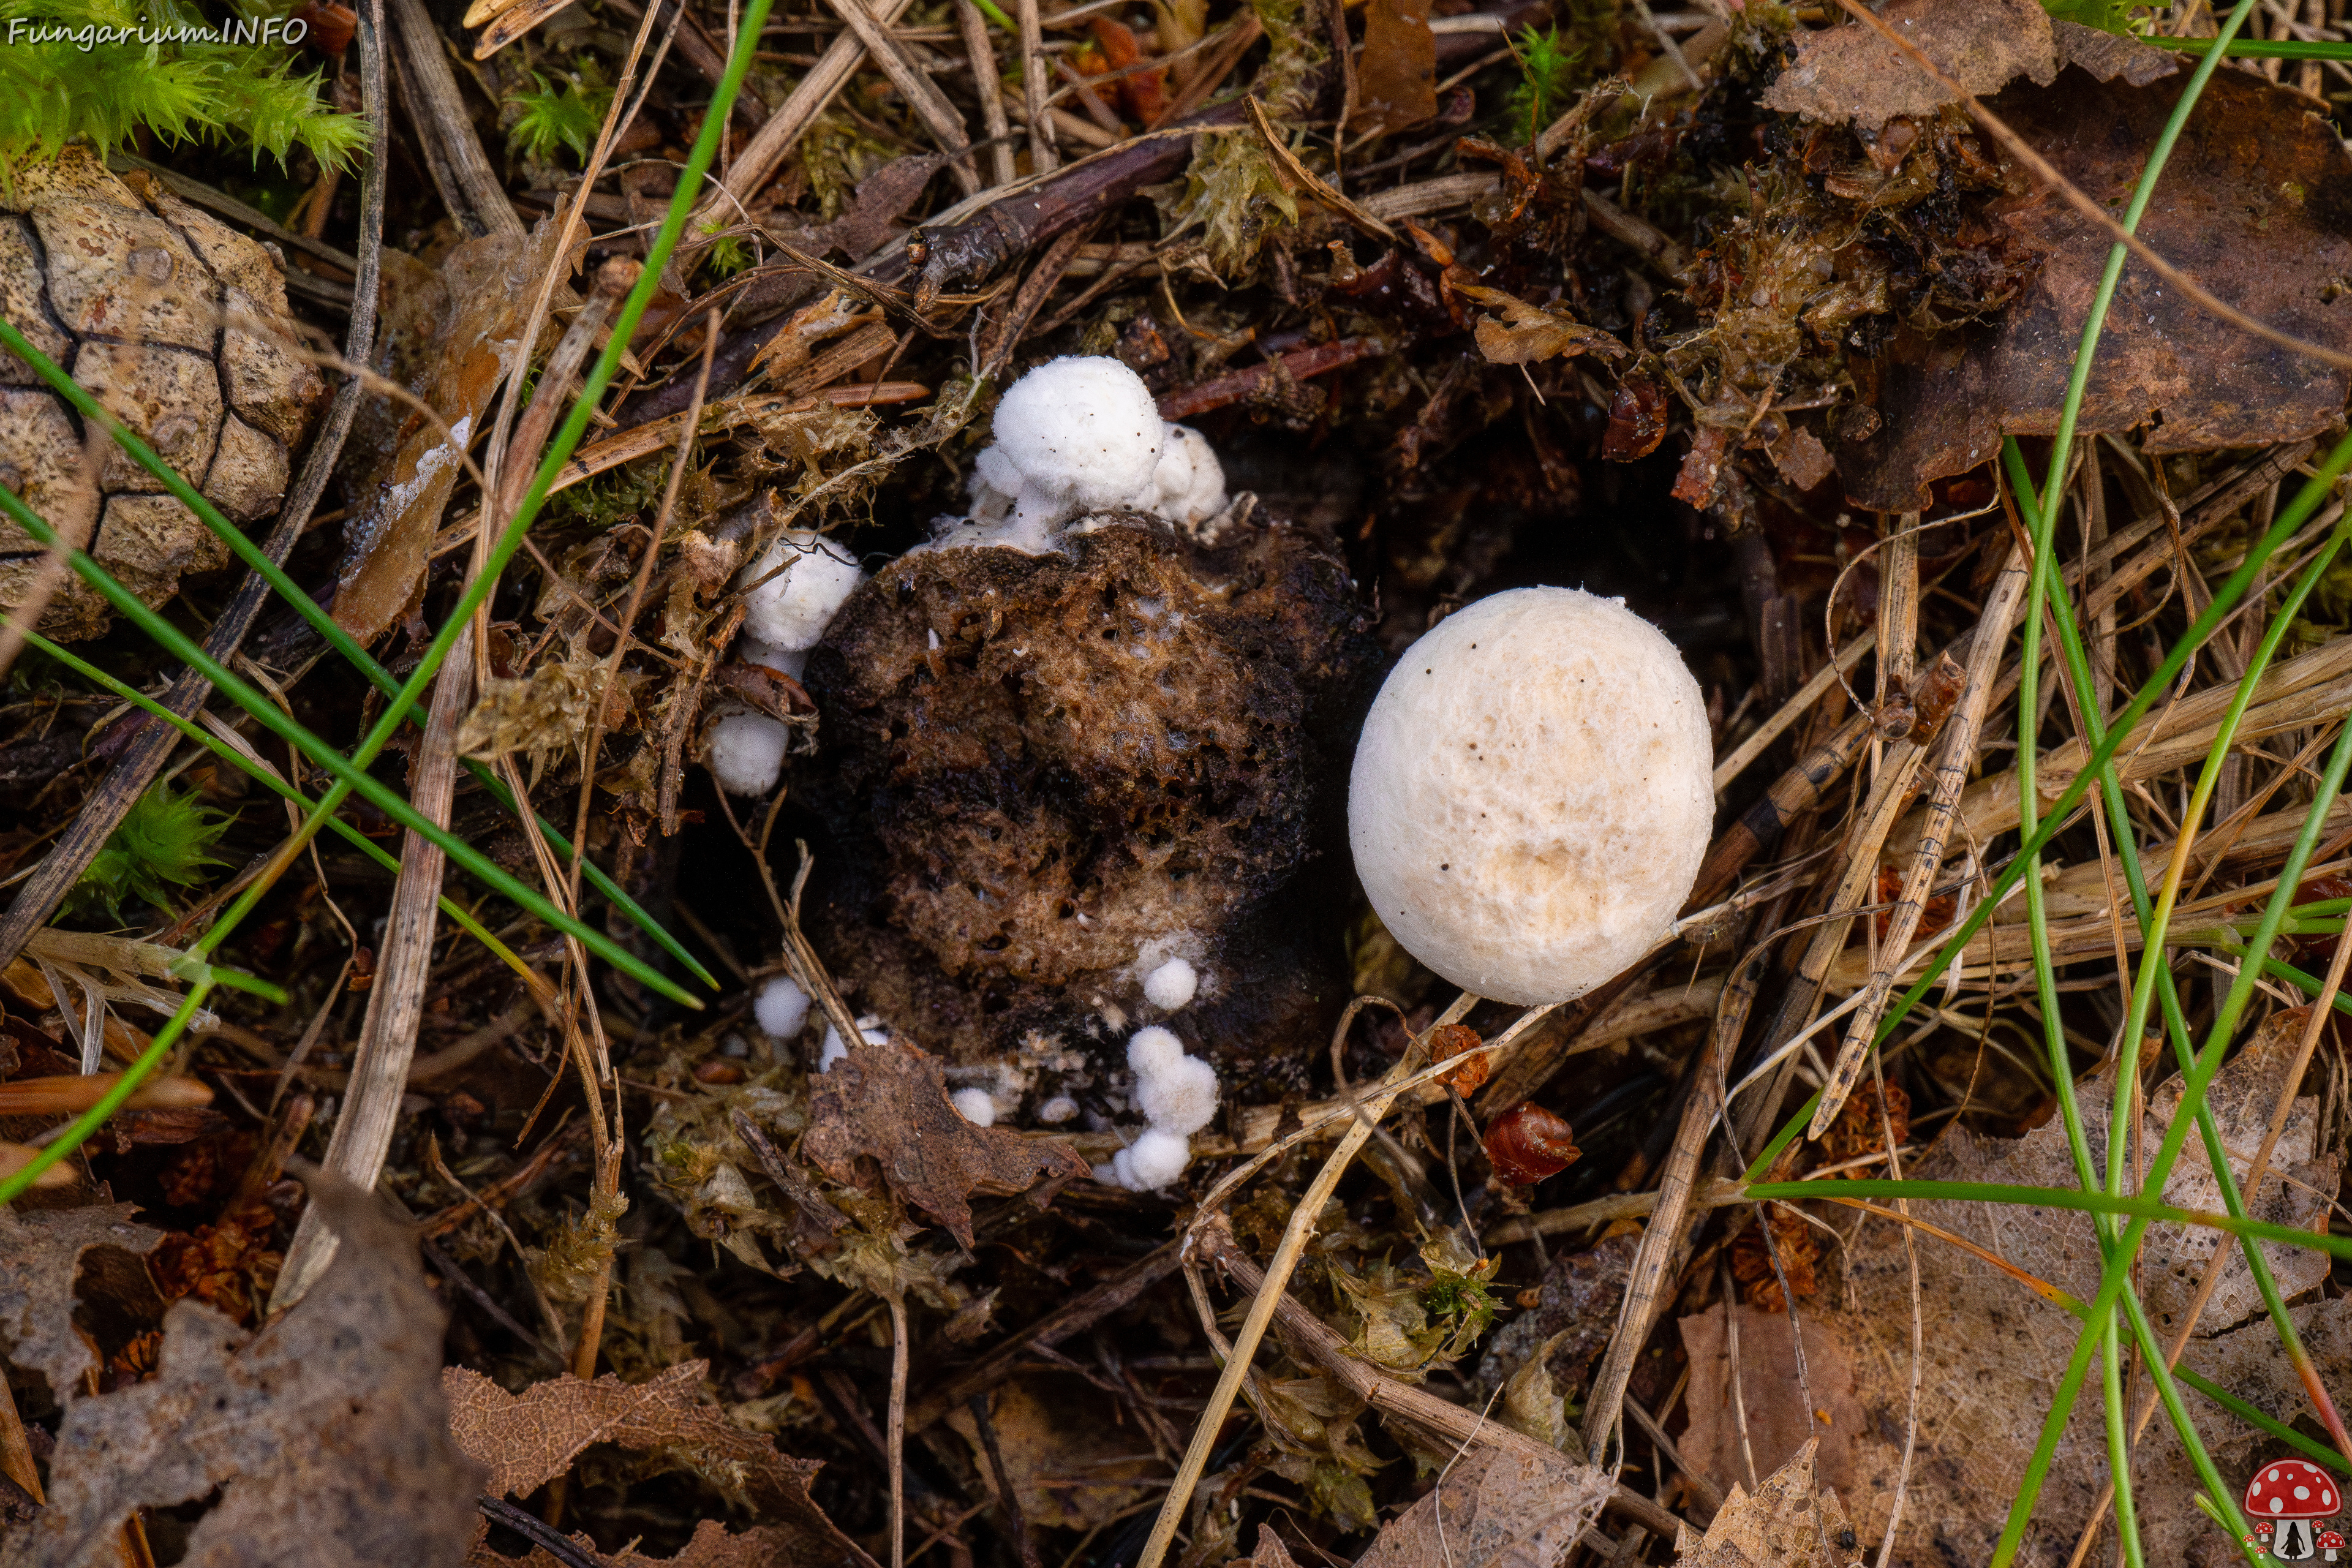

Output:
xmin=0 ymin=148 xmax=327 ymax=639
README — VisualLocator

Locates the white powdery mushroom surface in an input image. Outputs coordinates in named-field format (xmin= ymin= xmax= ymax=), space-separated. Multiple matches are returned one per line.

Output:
xmin=1348 ymin=586 xmax=1714 ymax=1006
xmin=709 ymin=532 xmax=865 ymax=794
xmin=753 ymin=976 xmax=811 ymax=1039
xmin=1095 ymin=1025 xmax=1218 ymax=1191
xmin=707 ymin=709 xmax=794 ymax=796
xmin=742 ymin=530 xmax=866 ymax=650
xmin=935 ymin=358 xmax=1227 ymax=552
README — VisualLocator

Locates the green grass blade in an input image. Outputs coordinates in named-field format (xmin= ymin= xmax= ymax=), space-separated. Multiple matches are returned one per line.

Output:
xmin=0 ymin=318 xmax=715 ymax=992
xmin=23 ymin=628 xmax=540 ymax=985
xmin=1745 ymin=1178 xmax=2352 ymax=1261
xmin=2166 ymin=36 xmax=2352 ymax=59
xmin=0 ymin=482 xmax=698 ymax=1009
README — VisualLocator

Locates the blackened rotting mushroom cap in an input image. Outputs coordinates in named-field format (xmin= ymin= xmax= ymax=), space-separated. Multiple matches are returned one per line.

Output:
xmin=796 ymin=507 xmax=1385 ymax=1100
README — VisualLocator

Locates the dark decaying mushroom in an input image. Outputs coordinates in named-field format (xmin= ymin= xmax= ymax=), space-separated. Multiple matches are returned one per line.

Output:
xmin=793 ymin=506 xmax=1384 ymax=1109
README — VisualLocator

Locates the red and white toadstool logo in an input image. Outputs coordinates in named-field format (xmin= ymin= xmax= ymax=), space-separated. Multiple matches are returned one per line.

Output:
xmin=2247 ymin=1460 xmax=2341 ymax=1559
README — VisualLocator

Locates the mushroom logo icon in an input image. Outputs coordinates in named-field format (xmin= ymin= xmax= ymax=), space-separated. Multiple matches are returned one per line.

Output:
xmin=2247 ymin=1460 xmax=2340 ymax=1559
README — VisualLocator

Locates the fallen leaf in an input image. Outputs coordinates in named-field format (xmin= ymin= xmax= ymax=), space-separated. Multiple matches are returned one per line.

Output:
xmin=1457 ymin=283 xmax=1631 ymax=368
xmin=1227 ymin=1524 xmax=1301 ymax=1568
xmin=1354 ymin=1446 xmax=1614 ymax=1568
xmin=1670 ymin=1440 xmax=1862 ymax=1568
xmin=469 ymin=1517 xmax=811 ymax=1568
xmin=802 ymin=1035 xmax=1088 ymax=1250
xmin=443 ymin=1359 xmax=876 ymax=1568
xmin=334 ymin=223 xmax=558 ymax=646
xmin=1760 ymin=0 xmax=2057 ymax=130
xmin=946 ymin=1374 xmax=1159 ymax=1531
xmin=1353 ymin=0 xmax=1436 ymax=136
xmin=1677 ymin=1303 xmax=1866 ymax=1501
xmin=1828 ymin=51 xmax=2352 ymax=509
xmin=0 ymin=1200 xmax=161 ymax=1396
xmin=0 ymin=1175 xmax=483 ymax=1568
xmin=1686 ymin=1013 xmax=2345 ymax=1567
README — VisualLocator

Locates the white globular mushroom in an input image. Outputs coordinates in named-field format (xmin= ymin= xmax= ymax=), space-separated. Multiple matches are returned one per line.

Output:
xmin=950 ymin=1087 xmax=998 ymax=1126
xmin=707 ymin=708 xmax=792 ymax=796
xmin=1094 ymin=1024 xmax=1219 ymax=1191
xmin=1142 ymin=956 xmax=1197 ymax=1012
xmin=996 ymin=356 xmax=1164 ymax=534
xmin=753 ymin=975 xmax=811 ymax=1039
xmin=741 ymin=529 xmax=865 ymax=652
xmin=819 ymin=1014 xmax=892 ymax=1071
xmin=1348 ymin=587 xmax=1714 ymax=1006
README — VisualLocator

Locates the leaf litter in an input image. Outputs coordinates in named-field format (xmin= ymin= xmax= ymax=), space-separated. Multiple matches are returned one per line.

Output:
xmin=7 ymin=0 xmax=2352 ymax=1565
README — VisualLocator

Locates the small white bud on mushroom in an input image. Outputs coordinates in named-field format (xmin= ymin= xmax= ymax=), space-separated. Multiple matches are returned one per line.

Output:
xmin=1142 ymin=956 xmax=1197 ymax=1012
xmin=1098 ymin=1126 xmax=1191 ymax=1191
xmin=1036 ymin=1093 xmax=1080 ymax=1123
xmin=950 ymin=1087 xmax=997 ymax=1126
xmin=1348 ymin=587 xmax=1714 ymax=1006
xmin=995 ymin=356 xmax=1164 ymax=526
xmin=819 ymin=1014 xmax=892 ymax=1071
xmin=706 ymin=708 xmax=792 ymax=796
xmin=753 ymin=976 xmax=810 ymax=1039
xmin=1131 ymin=424 xmax=1226 ymax=530
xmin=741 ymin=529 xmax=865 ymax=651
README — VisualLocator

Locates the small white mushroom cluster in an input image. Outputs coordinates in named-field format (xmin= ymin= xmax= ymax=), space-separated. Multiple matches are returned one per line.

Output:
xmin=708 ymin=530 xmax=867 ymax=796
xmin=1094 ymin=1025 xmax=1219 ymax=1191
xmin=938 ymin=356 xmax=1227 ymax=552
xmin=1348 ymin=587 xmax=1716 ymax=1006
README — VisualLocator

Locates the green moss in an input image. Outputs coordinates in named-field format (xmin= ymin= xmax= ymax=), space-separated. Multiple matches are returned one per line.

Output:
xmin=61 ymin=782 xmax=232 ymax=923
xmin=0 ymin=0 xmax=368 ymax=171
xmin=505 ymin=60 xmax=612 ymax=165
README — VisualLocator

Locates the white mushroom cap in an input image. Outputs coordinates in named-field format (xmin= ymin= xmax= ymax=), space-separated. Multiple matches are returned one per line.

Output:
xmin=1347 ymin=587 xmax=1714 ymax=1006
xmin=819 ymin=1014 xmax=892 ymax=1071
xmin=1098 ymin=1126 xmax=1191 ymax=1191
xmin=994 ymin=356 xmax=1164 ymax=515
xmin=707 ymin=708 xmax=791 ymax=796
xmin=1142 ymin=956 xmax=1197 ymax=1011
xmin=1128 ymin=1025 xmax=1218 ymax=1134
xmin=950 ymin=1087 xmax=998 ymax=1126
xmin=753 ymin=975 xmax=811 ymax=1039
xmin=740 ymin=529 xmax=865 ymax=650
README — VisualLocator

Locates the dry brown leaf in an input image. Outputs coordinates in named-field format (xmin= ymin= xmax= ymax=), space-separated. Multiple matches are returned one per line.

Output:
xmin=0 ymin=1176 xmax=481 ymax=1568
xmin=334 ymin=222 xmax=558 ymax=646
xmin=1352 ymin=0 xmax=1436 ymax=136
xmin=443 ymin=1359 xmax=876 ymax=1568
xmin=1685 ymin=1019 xmax=2343 ymax=1567
xmin=1670 ymin=1440 xmax=1862 ymax=1568
xmin=1759 ymin=0 xmax=2056 ymax=130
xmin=1677 ymin=1303 xmax=1865 ymax=1500
xmin=1829 ymin=51 xmax=2352 ymax=509
xmin=1457 ymin=284 xmax=1632 ymax=368
xmin=802 ymin=1035 xmax=1088 ymax=1250
xmin=1227 ymin=1524 xmax=1302 ymax=1568
xmin=946 ymin=1374 xmax=1160 ymax=1531
xmin=0 ymin=1200 xmax=160 ymax=1396
xmin=1354 ymin=1447 xmax=1613 ymax=1568
xmin=469 ymin=1517 xmax=810 ymax=1567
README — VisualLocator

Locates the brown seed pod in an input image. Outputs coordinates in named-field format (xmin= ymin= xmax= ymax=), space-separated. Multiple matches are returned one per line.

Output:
xmin=1483 ymin=1102 xmax=1580 ymax=1185
xmin=1426 ymin=1022 xmax=1488 ymax=1095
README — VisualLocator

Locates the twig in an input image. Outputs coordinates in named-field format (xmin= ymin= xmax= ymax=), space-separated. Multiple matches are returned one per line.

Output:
xmin=1713 ymin=633 xmax=1875 ymax=794
xmin=1580 ymin=943 xmax=1760 ymax=1461
xmin=888 ymin=1289 xmax=910 ymax=1568
xmin=1190 ymin=1213 xmax=1684 ymax=1539
xmin=1817 ymin=543 xmax=2030 ymax=1131
xmin=967 ymin=1395 xmax=1042 ymax=1568
xmin=1133 ymin=995 xmax=1477 ymax=1568
xmin=959 ymin=0 xmax=1019 ymax=188
xmin=906 ymin=1244 xmax=1182 ymax=1431
xmin=818 ymin=0 xmax=982 ymax=194
xmin=1017 ymin=0 xmax=1058 ymax=173
xmin=270 ymin=625 xmax=474 ymax=1313
xmin=389 ymin=0 xmax=524 ymax=239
